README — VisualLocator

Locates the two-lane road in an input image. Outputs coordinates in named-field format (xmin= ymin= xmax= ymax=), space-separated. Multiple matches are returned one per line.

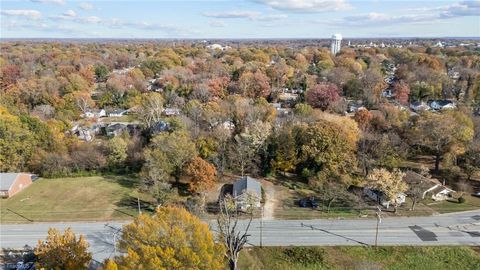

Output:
xmin=1 ymin=211 xmax=479 ymax=262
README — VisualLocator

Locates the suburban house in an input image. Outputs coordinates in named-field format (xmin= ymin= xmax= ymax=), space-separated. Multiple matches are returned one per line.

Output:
xmin=410 ymin=101 xmax=430 ymax=112
xmin=163 ymin=108 xmax=181 ymax=116
xmin=428 ymin=100 xmax=456 ymax=110
xmin=105 ymin=123 xmax=129 ymax=137
xmin=77 ymin=127 xmax=95 ymax=141
xmin=232 ymin=176 xmax=262 ymax=211
xmin=150 ymin=120 xmax=171 ymax=135
xmin=71 ymin=124 xmax=103 ymax=141
xmin=108 ymin=109 xmax=129 ymax=117
xmin=81 ymin=109 xmax=106 ymax=119
xmin=363 ymin=187 xmax=406 ymax=208
xmin=347 ymin=101 xmax=366 ymax=113
xmin=403 ymin=171 xmax=454 ymax=201
xmin=0 ymin=173 xmax=32 ymax=198
xmin=382 ymin=88 xmax=394 ymax=98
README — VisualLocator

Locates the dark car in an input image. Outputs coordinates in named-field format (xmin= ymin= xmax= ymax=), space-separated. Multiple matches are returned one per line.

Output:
xmin=299 ymin=197 xmax=319 ymax=208
xmin=473 ymin=192 xmax=480 ymax=198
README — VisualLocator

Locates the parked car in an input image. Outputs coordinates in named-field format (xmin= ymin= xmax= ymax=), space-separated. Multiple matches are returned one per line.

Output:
xmin=472 ymin=192 xmax=480 ymax=198
xmin=299 ymin=197 xmax=319 ymax=208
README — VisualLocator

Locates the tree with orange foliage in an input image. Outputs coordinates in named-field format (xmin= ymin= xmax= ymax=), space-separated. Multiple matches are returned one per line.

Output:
xmin=185 ymin=157 xmax=217 ymax=193
xmin=207 ymin=76 xmax=230 ymax=98
xmin=353 ymin=108 xmax=373 ymax=130
xmin=393 ymin=80 xmax=410 ymax=105
xmin=238 ymin=70 xmax=271 ymax=98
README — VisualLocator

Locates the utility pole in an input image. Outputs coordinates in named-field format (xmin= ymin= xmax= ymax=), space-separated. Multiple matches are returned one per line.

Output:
xmin=375 ymin=207 xmax=382 ymax=247
xmin=105 ymin=223 xmax=122 ymax=257
xmin=260 ymin=205 xmax=264 ymax=248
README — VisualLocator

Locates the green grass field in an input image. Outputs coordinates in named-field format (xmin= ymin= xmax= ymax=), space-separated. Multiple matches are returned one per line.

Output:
xmin=0 ymin=176 xmax=152 ymax=223
xmin=238 ymin=246 xmax=480 ymax=270
xmin=426 ymin=195 xmax=480 ymax=214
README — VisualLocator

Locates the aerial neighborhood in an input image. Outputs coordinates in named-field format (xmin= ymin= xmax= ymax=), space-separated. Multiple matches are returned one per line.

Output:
xmin=1 ymin=1 xmax=480 ymax=267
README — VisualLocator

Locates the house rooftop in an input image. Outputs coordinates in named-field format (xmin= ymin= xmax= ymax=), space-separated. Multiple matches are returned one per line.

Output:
xmin=233 ymin=176 xmax=261 ymax=198
xmin=403 ymin=171 xmax=441 ymax=186
xmin=0 ymin=173 xmax=21 ymax=191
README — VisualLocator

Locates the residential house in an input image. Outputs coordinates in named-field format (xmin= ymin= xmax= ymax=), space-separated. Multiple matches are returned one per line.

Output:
xmin=410 ymin=101 xmax=430 ymax=112
xmin=363 ymin=187 xmax=406 ymax=208
xmin=105 ymin=123 xmax=128 ymax=137
xmin=278 ymin=92 xmax=299 ymax=102
xmin=232 ymin=176 xmax=262 ymax=211
xmin=206 ymin=44 xmax=231 ymax=51
xmin=0 ymin=173 xmax=32 ymax=198
xmin=428 ymin=100 xmax=456 ymax=110
xmin=382 ymin=88 xmax=394 ymax=98
xmin=77 ymin=127 xmax=94 ymax=141
xmin=347 ymin=101 xmax=366 ymax=113
xmin=163 ymin=108 xmax=181 ymax=116
xmin=403 ymin=171 xmax=454 ymax=201
xmin=221 ymin=120 xmax=235 ymax=130
xmin=270 ymin=102 xmax=282 ymax=109
xmin=150 ymin=120 xmax=171 ymax=135
xmin=108 ymin=109 xmax=129 ymax=117
xmin=81 ymin=109 xmax=106 ymax=119
xmin=427 ymin=185 xmax=455 ymax=201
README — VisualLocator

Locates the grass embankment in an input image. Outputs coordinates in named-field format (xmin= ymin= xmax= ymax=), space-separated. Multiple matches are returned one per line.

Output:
xmin=239 ymin=246 xmax=480 ymax=270
xmin=0 ymin=176 xmax=152 ymax=223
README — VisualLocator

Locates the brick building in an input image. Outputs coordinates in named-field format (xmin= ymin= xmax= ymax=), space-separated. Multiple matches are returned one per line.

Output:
xmin=0 ymin=173 xmax=32 ymax=198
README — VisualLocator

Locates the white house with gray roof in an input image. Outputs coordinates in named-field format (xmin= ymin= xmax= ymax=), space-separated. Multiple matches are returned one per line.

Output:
xmin=232 ymin=176 xmax=262 ymax=211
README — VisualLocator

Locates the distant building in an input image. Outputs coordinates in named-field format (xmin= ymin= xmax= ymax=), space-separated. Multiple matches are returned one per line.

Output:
xmin=163 ymin=107 xmax=181 ymax=116
xmin=429 ymin=100 xmax=456 ymax=111
xmin=0 ymin=173 xmax=32 ymax=198
xmin=434 ymin=41 xmax=444 ymax=48
xmin=108 ymin=109 xmax=129 ymax=117
xmin=410 ymin=101 xmax=430 ymax=112
xmin=81 ymin=109 xmax=106 ymax=119
xmin=206 ymin=44 xmax=231 ymax=51
xmin=330 ymin=34 xmax=342 ymax=55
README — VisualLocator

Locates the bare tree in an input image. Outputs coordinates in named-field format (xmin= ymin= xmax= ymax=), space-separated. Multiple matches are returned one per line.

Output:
xmin=217 ymin=195 xmax=253 ymax=270
xmin=138 ymin=92 xmax=164 ymax=128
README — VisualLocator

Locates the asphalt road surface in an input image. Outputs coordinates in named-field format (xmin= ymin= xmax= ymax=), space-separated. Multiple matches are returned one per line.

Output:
xmin=1 ymin=210 xmax=479 ymax=263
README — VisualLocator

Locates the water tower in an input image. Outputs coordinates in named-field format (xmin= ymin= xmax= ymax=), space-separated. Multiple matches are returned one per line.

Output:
xmin=330 ymin=34 xmax=342 ymax=55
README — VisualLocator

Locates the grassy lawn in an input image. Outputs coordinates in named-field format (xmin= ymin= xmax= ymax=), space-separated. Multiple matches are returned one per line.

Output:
xmin=0 ymin=176 xmax=153 ymax=223
xmin=238 ymin=246 xmax=480 ymax=270
xmin=425 ymin=194 xmax=480 ymax=214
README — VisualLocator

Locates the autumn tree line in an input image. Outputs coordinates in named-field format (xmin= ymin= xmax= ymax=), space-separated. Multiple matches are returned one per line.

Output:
xmin=1 ymin=41 xmax=479 ymax=197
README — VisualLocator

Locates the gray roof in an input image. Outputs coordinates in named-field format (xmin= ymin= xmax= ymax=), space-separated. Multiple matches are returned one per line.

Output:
xmin=0 ymin=173 xmax=21 ymax=191
xmin=233 ymin=176 xmax=262 ymax=198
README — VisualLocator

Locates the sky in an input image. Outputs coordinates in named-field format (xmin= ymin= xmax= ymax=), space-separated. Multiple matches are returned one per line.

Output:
xmin=1 ymin=0 xmax=479 ymax=38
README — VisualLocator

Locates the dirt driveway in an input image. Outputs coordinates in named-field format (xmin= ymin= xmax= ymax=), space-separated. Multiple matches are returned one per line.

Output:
xmin=261 ymin=180 xmax=277 ymax=220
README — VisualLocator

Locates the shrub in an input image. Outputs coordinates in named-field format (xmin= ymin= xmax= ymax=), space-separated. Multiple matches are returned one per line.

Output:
xmin=281 ymin=247 xmax=325 ymax=266
xmin=458 ymin=196 xmax=466 ymax=204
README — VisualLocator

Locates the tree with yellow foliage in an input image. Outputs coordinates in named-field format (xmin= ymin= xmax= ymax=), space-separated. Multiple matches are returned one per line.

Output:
xmin=35 ymin=227 xmax=92 ymax=270
xmin=367 ymin=168 xmax=408 ymax=213
xmin=114 ymin=206 xmax=225 ymax=270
